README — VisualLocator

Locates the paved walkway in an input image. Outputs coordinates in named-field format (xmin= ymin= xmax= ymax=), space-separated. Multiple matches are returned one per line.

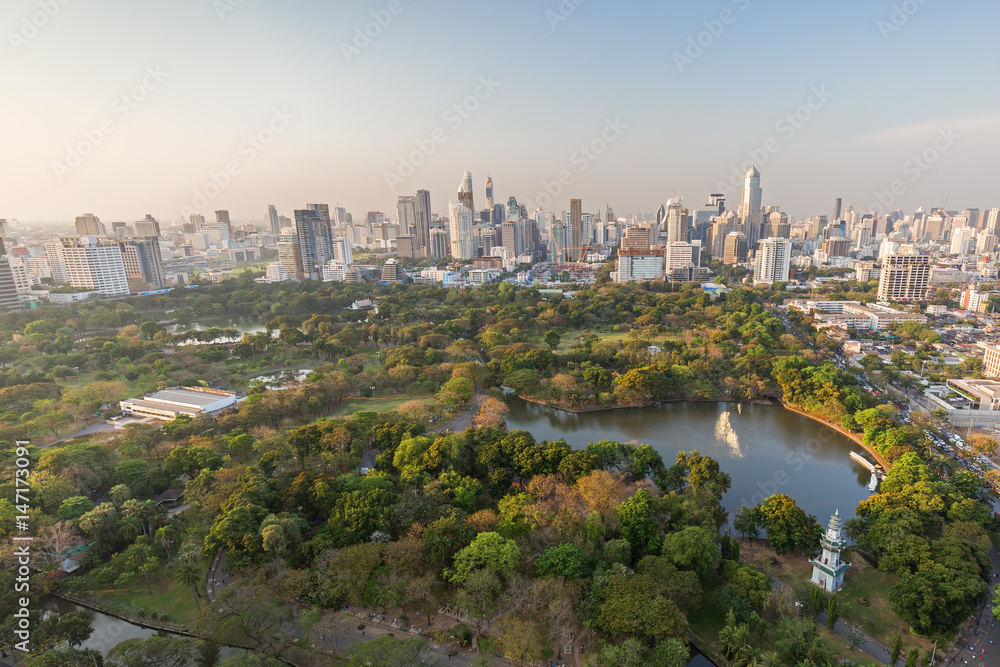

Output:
xmin=938 ymin=548 xmax=999 ymax=667
xmin=431 ymin=392 xmax=485 ymax=435
xmin=205 ymin=548 xmax=230 ymax=602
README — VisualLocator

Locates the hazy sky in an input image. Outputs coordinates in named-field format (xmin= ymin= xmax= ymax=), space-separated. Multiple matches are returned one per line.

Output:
xmin=4 ymin=0 xmax=999 ymax=225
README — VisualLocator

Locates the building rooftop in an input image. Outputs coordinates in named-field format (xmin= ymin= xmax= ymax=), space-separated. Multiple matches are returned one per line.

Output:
xmin=146 ymin=388 xmax=227 ymax=408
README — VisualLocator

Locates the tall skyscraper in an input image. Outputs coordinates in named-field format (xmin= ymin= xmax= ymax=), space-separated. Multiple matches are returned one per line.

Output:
xmin=75 ymin=213 xmax=105 ymax=236
xmin=754 ymin=237 xmax=792 ymax=284
xmin=569 ymin=199 xmax=583 ymax=261
xmin=458 ymin=171 xmax=474 ymax=213
xmin=294 ymin=209 xmax=334 ymax=280
xmin=189 ymin=214 xmax=206 ymax=230
xmin=267 ymin=205 xmax=281 ymax=236
xmin=832 ymin=198 xmax=843 ymax=222
xmin=213 ymin=211 xmax=231 ymax=237
xmin=429 ymin=228 xmax=449 ymax=259
xmin=111 ymin=221 xmax=131 ymax=237
xmin=737 ymin=165 xmax=762 ymax=247
xmin=877 ymin=254 xmax=931 ymax=301
xmin=449 ymin=200 xmax=475 ymax=261
xmin=332 ymin=237 xmax=353 ymax=265
xmin=986 ymin=208 xmax=1000 ymax=233
xmin=501 ymin=220 xmax=523 ymax=258
xmin=485 ymin=175 xmax=494 ymax=214
xmin=0 ymin=239 xmax=20 ymax=312
xmin=397 ymin=196 xmax=417 ymax=235
xmin=723 ymin=231 xmax=748 ymax=264
xmin=117 ymin=237 xmax=165 ymax=291
xmin=549 ymin=221 xmax=566 ymax=263
xmin=665 ymin=199 xmax=691 ymax=244
xmin=415 ymin=190 xmax=432 ymax=257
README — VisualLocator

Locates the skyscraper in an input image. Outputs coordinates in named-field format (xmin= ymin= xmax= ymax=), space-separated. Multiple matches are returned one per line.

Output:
xmin=75 ymin=213 xmax=105 ymax=236
xmin=397 ymin=196 xmax=417 ymax=235
xmin=665 ymin=199 xmax=690 ymax=244
xmin=58 ymin=236 xmax=129 ymax=296
xmin=449 ymin=200 xmax=475 ymax=261
xmin=429 ymin=228 xmax=450 ymax=259
xmin=569 ymin=199 xmax=583 ymax=261
xmin=117 ymin=236 xmax=165 ymax=291
xmin=294 ymin=209 xmax=334 ymax=280
xmin=832 ymin=198 xmax=843 ymax=222
xmin=213 ymin=211 xmax=231 ymax=238
xmin=485 ymin=175 xmax=494 ymax=214
xmin=267 ymin=205 xmax=281 ymax=236
xmin=0 ymin=239 xmax=20 ymax=312
xmin=307 ymin=203 xmax=331 ymax=225
xmin=415 ymin=190 xmax=432 ymax=257
xmin=754 ymin=238 xmax=792 ymax=284
xmin=458 ymin=171 xmax=474 ymax=213
xmin=723 ymin=231 xmax=748 ymax=264
xmin=737 ymin=165 xmax=762 ymax=247
xmin=878 ymin=254 xmax=930 ymax=301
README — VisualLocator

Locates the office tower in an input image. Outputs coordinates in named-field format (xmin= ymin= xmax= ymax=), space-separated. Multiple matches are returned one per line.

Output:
xmin=738 ymin=165 xmax=762 ymax=246
xmin=134 ymin=215 xmax=161 ymax=237
xmin=505 ymin=196 xmax=519 ymax=222
xmin=267 ymin=205 xmax=281 ymax=236
xmin=332 ymin=237 xmax=353 ymax=265
xmin=211 ymin=211 xmax=231 ymax=238
xmin=568 ymin=199 xmax=583 ymax=261
xmin=44 ymin=241 xmax=69 ymax=283
xmin=111 ymin=221 xmax=130 ymax=237
xmin=977 ymin=232 xmax=996 ymax=255
xmin=0 ymin=240 xmax=19 ymax=312
xmin=74 ymin=213 xmax=105 ymax=236
xmin=501 ymin=220 xmax=523 ymax=258
xmin=380 ymin=258 xmax=402 ymax=284
xmin=397 ymin=196 xmax=417 ymax=235
xmin=397 ymin=235 xmax=418 ymax=258
xmin=767 ymin=211 xmax=790 ymax=239
xmin=116 ymin=237 xmax=165 ymax=291
xmin=666 ymin=242 xmax=694 ymax=276
xmin=811 ymin=215 xmax=829 ymax=239
xmin=986 ymin=208 xmax=1000 ymax=233
xmin=448 ymin=201 xmax=475 ymax=260
xmin=415 ymin=190 xmax=432 ymax=257
xmin=615 ymin=248 xmax=665 ymax=283
xmin=710 ymin=212 xmax=736 ymax=258
xmin=277 ymin=238 xmax=302 ymax=280
xmin=485 ymin=175 xmax=494 ymax=214
xmin=429 ymin=228 xmax=450 ymax=259
xmin=753 ymin=237 xmax=792 ymax=284
xmin=621 ymin=225 xmax=652 ymax=250
xmin=548 ymin=221 xmax=566 ymax=263
xmin=458 ymin=171 xmax=475 ymax=213
xmin=655 ymin=204 xmax=667 ymax=229
xmin=723 ymin=231 xmax=748 ymax=264
xmin=950 ymin=227 xmax=976 ymax=255
xmin=821 ymin=238 xmax=851 ymax=257
xmin=294 ymin=209 xmax=334 ymax=280
xmin=307 ymin=203 xmax=331 ymax=225
xmin=189 ymin=213 xmax=206 ymax=230
xmin=877 ymin=254 xmax=931 ymax=301
xmin=665 ymin=200 xmax=690 ymax=244
xmin=57 ymin=237 xmax=129 ymax=296
xmin=853 ymin=226 xmax=872 ymax=249
xmin=832 ymin=198 xmax=843 ymax=222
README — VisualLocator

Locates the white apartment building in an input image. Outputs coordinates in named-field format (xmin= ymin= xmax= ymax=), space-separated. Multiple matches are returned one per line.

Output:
xmin=877 ymin=254 xmax=930 ymax=301
xmin=58 ymin=237 xmax=129 ymax=296
xmin=614 ymin=250 xmax=664 ymax=283
xmin=753 ymin=237 xmax=791 ymax=284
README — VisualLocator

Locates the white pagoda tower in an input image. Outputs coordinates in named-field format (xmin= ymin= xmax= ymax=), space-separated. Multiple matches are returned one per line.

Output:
xmin=809 ymin=510 xmax=851 ymax=593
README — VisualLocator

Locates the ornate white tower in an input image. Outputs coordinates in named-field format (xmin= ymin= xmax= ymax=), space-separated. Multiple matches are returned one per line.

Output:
xmin=809 ymin=511 xmax=851 ymax=593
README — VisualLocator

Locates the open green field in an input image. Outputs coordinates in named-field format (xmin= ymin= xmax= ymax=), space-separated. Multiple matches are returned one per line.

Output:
xmin=324 ymin=393 xmax=435 ymax=419
xmin=554 ymin=329 xmax=685 ymax=351
xmin=97 ymin=566 xmax=206 ymax=626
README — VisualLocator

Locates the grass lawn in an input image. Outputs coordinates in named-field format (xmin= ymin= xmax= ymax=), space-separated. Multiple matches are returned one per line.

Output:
xmin=554 ymin=329 xmax=685 ymax=351
xmin=98 ymin=570 xmax=204 ymax=626
xmin=324 ymin=394 xmax=435 ymax=418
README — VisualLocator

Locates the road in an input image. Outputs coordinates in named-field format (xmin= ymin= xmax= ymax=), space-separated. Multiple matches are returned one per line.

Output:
xmin=939 ymin=548 xmax=999 ymax=667
xmin=431 ymin=392 xmax=485 ymax=435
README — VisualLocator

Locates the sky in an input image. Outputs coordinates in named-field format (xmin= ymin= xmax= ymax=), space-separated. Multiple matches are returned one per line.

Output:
xmin=3 ymin=0 xmax=999 ymax=225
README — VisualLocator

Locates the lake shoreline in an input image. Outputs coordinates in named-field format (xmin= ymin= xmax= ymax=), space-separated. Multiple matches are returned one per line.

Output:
xmin=779 ymin=402 xmax=893 ymax=472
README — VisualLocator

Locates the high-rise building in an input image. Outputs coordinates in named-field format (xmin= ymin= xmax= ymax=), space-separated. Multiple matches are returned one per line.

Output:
xmin=665 ymin=199 xmax=690 ymax=244
xmin=134 ymin=215 xmax=161 ymax=238
xmin=380 ymin=258 xmax=402 ymax=284
xmin=117 ymin=237 xmax=165 ymax=291
xmin=457 ymin=171 xmax=475 ymax=213
xmin=832 ymin=198 xmax=843 ymax=222
xmin=307 ymin=203 xmax=331 ymax=225
xmin=58 ymin=236 xmax=129 ymax=296
xmin=768 ymin=211 xmax=790 ymax=239
xmin=738 ymin=165 xmax=762 ymax=247
xmin=723 ymin=231 xmax=748 ymax=264
xmin=189 ymin=214 xmax=206 ymax=230
xmin=397 ymin=235 xmax=418 ymax=258
xmin=501 ymin=220 xmax=523 ymax=258
xmin=0 ymin=240 xmax=20 ymax=311
xmin=548 ymin=221 xmax=566 ymax=263
xmin=986 ymin=208 xmax=1000 ymax=234
xmin=212 ymin=211 xmax=231 ymax=237
xmin=977 ymin=232 xmax=997 ymax=255
xmin=621 ymin=225 xmax=653 ymax=250
xmin=615 ymin=248 xmax=665 ymax=283
xmin=75 ymin=213 xmax=105 ymax=236
xmin=666 ymin=242 xmax=694 ymax=277
xmin=277 ymin=238 xmax=302 ymax=280
xmin=294 ymin=209 xmax=334 ymax=280
xmin=960 ymin=288 xmax=988 ymax=313
xmin=267 ymin=205 xmax=281 ymax=236
xmin=396 ymin=196 xmax=417 ymax=235
xmin=821 ymin=238 xmax=852 ymax=257
xmin=568 ymin=199 xmax=583 ymax=261
xmin=877 ymin=254 xmax=931 ymax=302
xmin=485 ymin=175 xmax=494 ymax=214
xmin=449 ymin=201 xmax=475 ymax=260
xmin=429 ymin=228 xmax=450 ymax=259
xmin=415 ymin=190 xmax=432 ymax=257
xmin=332 ymin=237 xmax=353 ymax=265
xmin=754 ymin=237 xmax=792 ymax=284
xmin=950 ymin=227 xmax=977 ymax=255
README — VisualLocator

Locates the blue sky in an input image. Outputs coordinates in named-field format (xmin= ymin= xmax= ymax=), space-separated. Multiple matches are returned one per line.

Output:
xmin=3 ymin=0 xmax=998 ymax=224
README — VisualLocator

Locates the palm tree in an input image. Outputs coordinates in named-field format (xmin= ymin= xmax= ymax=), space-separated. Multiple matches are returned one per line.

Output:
xmin=94 ymin=502 xmax=117 ymax=540
xmin=760 ymin=651 xmax=781 ymax=667
xmin=734 ymin=648 xmax=762 ymax=667
xmin=843 ymin=517 xmax=865 ymax=545
xmin=719 ymin=612 xmax=751 ymax=663
xmin=119 ymin=514 xmax=142 ymax=542
xmin=156 ymin=525 xmax=176 ymax=561
xmin=176 ymin=561 xmax=202 ymax=610
xmin=78 ymin=514 xmax=104 ymax=559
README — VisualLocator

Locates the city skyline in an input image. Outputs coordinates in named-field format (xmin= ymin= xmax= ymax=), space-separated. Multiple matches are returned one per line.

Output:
xmin=5 ymin=0 xmax=999 ymax=223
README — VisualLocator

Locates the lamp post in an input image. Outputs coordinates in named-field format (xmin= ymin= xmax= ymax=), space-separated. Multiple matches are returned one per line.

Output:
xmin=73 ymin=366 xmax=81 ymax=385
xmin=371 ymin=386 xmax=376 ymax=405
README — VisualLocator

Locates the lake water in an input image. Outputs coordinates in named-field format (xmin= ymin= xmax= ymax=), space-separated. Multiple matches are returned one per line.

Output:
xmin=164 ymin=317 xmax=272 ymax=346
xmin=505 ymin=399 xmax=872 ymax=522
xmin=42 ymin=597 xmax=238 ymax=664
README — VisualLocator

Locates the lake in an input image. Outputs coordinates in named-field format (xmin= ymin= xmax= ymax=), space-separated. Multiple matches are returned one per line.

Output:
xmin=505 ymin=399 xmax=873 ymax=522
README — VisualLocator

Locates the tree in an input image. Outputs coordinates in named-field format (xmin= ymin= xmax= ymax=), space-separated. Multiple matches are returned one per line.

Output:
xmin=176 ymin=561 xmax=202 ymax=610
xmin=106 ymin=636 xmax=205 ymax=667
xmin=536 ymin=543 xmax=588 ymax=579
xmin=759 ymin=494 xmax=822 ymax=555
xmin=904 ymin=648 xmax=920 ymax=667
xmin=733 ymin=504 xmax=763 ymax=542
xmin=58 ymin=495 xmax=95 ymax=522
xmin=617 ymin=488 xmax=659 ymax=555
xmin=660 ymin=525 xmax=717 ymax=576
xmin=826 ymin=594 xmax=839 ymax=629
xmin=598 ymin=573 xmax=689 ymax=641
xmin=889 ymin=632 xmax=902 ymax=666
xmin=448 ymin=532 xmax=520 ymax=582
xmin=345 ymin=635 xmax=426 ymax=666
xmin=544 ymin=330 xmax=561 ymax=350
